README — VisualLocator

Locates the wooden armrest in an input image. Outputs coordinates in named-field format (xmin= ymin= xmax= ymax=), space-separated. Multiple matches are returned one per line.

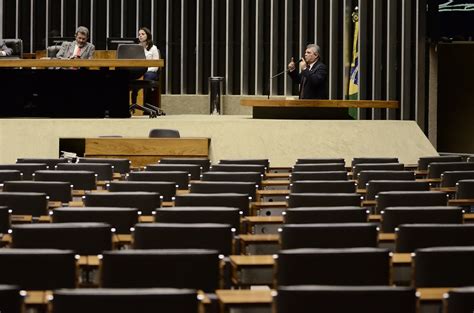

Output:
xmin=68 ymin=201 xmax=84 ymax=207
xmin=139 ymin=215 xmax=155 ymax=223
xmin=464 ymin=213 xmax=474 ymax=221
xmin=48 ymin=201 xmax=62 ymax=208
xmin=261 ymin=180 xmax=290 ymax=187
xmin=113 ymin=234 xmax=132 ymax=245
xmin=356 ymin=188 xmax=367 ymax=194
xmin=230 ymin=255 xmax=275 ymax=267
xmin=265 ymin=172 xmax=290 ymax=179
xmin=244 ymin=216 xmax=284 ymax=224
xmin=378 ymin=233 xmax=396 ymax=241
xmin=216 ymin=289 xmax=273 ymax=305
xmin=251 ymin=201 xmax=287 ymax=209
xmin=162 ymin=201 xmax=174 ymax=207
xmin=417 ymin=288 xmax=451 ymax=301
xmin=449 ymin=199 xmax=474 ymax=206
xmin=391 ymin=253 xmax=412 ymax=264
xmin=239 ymin=234 xmax=279 ymax=244
xmin=362 ymin=200 xmax=376 ymax=206
xmin=368 ymin=214 xmax=381 ymax=222
xmin=0 ymin=234 xmax=12 ymax=243
xmin=24 ymin=291 xmax=52 ymax=305
xmin=72 ymin=190 xmax=87 ymax=197
xmin=11 ymin=215 xmax=33 ymax=223
xmin=38 ymin=215 xmax=51 ymax=223
xmin=176 ymin=189 xmax=190 ymax=195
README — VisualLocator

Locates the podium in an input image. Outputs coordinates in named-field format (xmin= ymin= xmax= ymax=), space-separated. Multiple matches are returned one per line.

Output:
xmin=240 ymin=99 xmax=399 ymax=119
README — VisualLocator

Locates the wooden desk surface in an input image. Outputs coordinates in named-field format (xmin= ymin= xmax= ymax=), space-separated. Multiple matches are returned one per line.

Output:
xmin=241 ymin=98 xmax=399 ymax=109
xmin=0 ymin=58 xmax=164 ymax=68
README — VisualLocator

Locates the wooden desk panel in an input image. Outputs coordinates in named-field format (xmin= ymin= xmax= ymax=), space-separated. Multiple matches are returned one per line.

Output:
xmin=241 ymin=99 xmax=399 ymax=109
xmin=0 ymin=58 xmax=164 ymax=68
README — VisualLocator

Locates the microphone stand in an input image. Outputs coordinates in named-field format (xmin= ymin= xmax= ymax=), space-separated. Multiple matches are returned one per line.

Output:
xmin=267 ymin=70 xmax=288 ymax=99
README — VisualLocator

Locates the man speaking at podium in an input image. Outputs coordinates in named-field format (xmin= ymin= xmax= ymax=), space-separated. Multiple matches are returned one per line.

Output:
xmin=288 ymin=44 xmax=328 ymax=99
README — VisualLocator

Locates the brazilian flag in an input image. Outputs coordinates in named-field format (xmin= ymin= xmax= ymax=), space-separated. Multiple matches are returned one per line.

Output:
xmin=348 ymin=9 xmax=359 ymax=119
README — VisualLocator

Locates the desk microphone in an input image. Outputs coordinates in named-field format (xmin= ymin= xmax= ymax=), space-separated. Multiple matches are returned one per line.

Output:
xmin=267 ymin=58 xmax=303 ymax=99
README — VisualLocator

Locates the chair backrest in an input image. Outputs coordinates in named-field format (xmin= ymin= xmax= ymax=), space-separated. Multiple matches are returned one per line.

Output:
xmin=428 ymin=162 xmax=474 ymax=179
xmin=0 ymin=164 xmax=48 ymax=180
xmin=77 ymin=157 xmax=131 ymax=174
xmin=365 ymin=180 xmax=430 ymax=200
xmin=219 ymin=159 xmax=270 ymax=168
xmin=127 ymin=171 xmax=190 ymax=190
xmin=445 ymin=287 xmax=474 ymax=313
xmin=159 ymin=157 xmax=211 ymax=172
xmin=283 ymin=207 xmax=369 ymax=224
xmin=290 ymin=171 xmax=348 ymax=182
xmin=441 ymin=171 xmax=474 ymax=187
xmin=100 ymin=249 xmax=220 ymax=292
xmin=296 ymin=158 xmax=346 ymax=164
xmin=56 ymin=163 xmax=114 ymax=181
xmin=0 ymin=206 xmax=11 ymax=233
xmin=116 ymin=44 xmax=147 ymax=79
xmin=3 ymin=39 xmax=23 ymax=58
xmin=34 ymin=170 xmax=97 ymax=191
xmin=353 ymin=163 xmax=404 ymax=177
xmin=83 ymin=192 xmax=162 ymax=215
xmin=293 ymin=163 xmax=346 ymax=172
xmin=189 ymin=181 xmax=257 ymax=199
xmin=132 ymin=223 xmax=234 ymax=255
xmin=175 ymin=193 xmax=251 ymax=215
xmin=144 ymin=164 xmax=201 ymax=180
xmin=52 ymin=207 xmax=139 ymax=234
xmin=375 ymin=191 xmax=448 ymax=214
xmin=51 ymin=288 xmax=199 ymax=313
xmin=11 ymin=222 xmax=113 ymax=255
xmin=287 ymin=193 xmax=362 ymax=208
xmin=276 ymin=247 xmax=391 ymax=286
xmin=290 ymin=180 xmax=356 ymax=193
xmin=154 ymin=207 xmax=241 ymax=230
xmin=380 ymin=206 xmax=464 ymax=233
xmin=395 ymin=224 xmax=474 ymax=253
xmin=148 ymin=129 xmax=180 ymax=138
xmin=276 ymin=285 xmax=417 ymax=313
xmin=0 ymin=285 xmax=23 ymax=313
xmin=0 ymin=192 xmax=49 ymax=216
xmin=357 ymin=170 xmax=416 ymax=187
xmin=456 ymin=179 xmax=474 ymax=199
xmin=47 ymin=45 xmax=63 ymax=58
xmin=201 ymin=171 xmax=263 ymax=186
xmin=107 ymin=181 xmax=176 ymax=202
xmin=16 ymin=158 xmax=69 ymax=168
xmin=0 ymin=170 xmax=22 ymax=184
xmin=414 ymin=246 xmax=474 ymax=287
xmin=3 ymin=181 xmax=72 ymax=203
xmin=0 ymin=249 xmax=76 ymax=290
xmin=280 ymin=223 xmax=379 ymax=249
xmin=351 ymin=157 xmax=399 ymax=167
xmin=210 ymin=164 xmax=266 ymax=174
xmin=418 ymin=155 xmax=463 ymax=171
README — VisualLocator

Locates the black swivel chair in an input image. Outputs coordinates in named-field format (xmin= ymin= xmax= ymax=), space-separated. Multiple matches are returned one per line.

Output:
xmin=116 ymin=44 xmax=162 ymax=117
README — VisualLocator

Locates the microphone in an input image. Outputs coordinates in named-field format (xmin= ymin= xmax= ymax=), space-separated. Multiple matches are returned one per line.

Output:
xmin=267 ymin=58 xmax=304 ymax=99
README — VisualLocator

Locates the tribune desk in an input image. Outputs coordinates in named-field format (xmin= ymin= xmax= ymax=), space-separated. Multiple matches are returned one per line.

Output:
xmin=241 ymin=98 xmax=400 ymax=119
xmin=0 ymin=59 xmax=164 ymax=118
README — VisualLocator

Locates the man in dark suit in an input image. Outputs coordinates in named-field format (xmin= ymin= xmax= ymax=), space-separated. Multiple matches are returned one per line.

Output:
xmin=0 ymin=39 xmax=13 ymax=57
xmin=56 ymin=26 xmax=95 ymax=59
xmin=288 ymin=44 xmax=328 ymax=99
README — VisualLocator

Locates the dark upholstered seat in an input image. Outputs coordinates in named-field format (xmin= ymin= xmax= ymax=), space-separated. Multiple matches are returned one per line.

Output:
xmin=290 ymin=180 xmax=356 ymax=193
xmin=290 ymin=171 xmax=348 ymax=182
xmin=283 ymin=207 xmax=369 ymax=224
xmin=127 ymin=171 xmax=190 ymax=190
xmin=159 ymin=157 xmax=211 ymax=172
xmin=287 ymin=193 xmax=362 ymax=208
xmin=77 ymin=157 xmax=131 ymax=174
xmin=154 ymin=207 xmax=241 ymax=230
xmin=0 ymin=192 xmax=49 ymax=216
xmin=34 ymin=170 xmax=97 ymax=190
xmin=107 ymin=181 xmax=176 ymax=201
xmin=83 ymin=191 xmax=162 ymax=215
xmin=375 ymin=191 xmax=448 ymax=214
xmin=144 ymin=164 xmax=201 ymax=180
xmin=0 ymin=284 xmax=23 ymax=313
xmin=174 ymin=193 xmax=250 ymax=215
xmin=3 ymin=181 xmax=72 ymax=203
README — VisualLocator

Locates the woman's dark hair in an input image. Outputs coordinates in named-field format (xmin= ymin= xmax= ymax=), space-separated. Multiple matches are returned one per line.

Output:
xmin=140 ymin=27 xmax=154 ymax=50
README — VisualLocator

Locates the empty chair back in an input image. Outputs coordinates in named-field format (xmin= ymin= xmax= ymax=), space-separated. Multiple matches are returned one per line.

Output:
xmin=0 ymin=285 xmax=23 ymax=313
xmin=353 ymin=163 xmax=404 ymax=177
xmin=396 ymin=224 xmax=474 ymax=253
xmin=56 ymin=163 xmax=114 ymax=181
xmin=0 ymin=249 xmax=76 ymax=290
xmin=280 ymin=223 xmax=378 ymax=249
xmin=201 ymin=171 xmax=263 ymax=186
xmin=290 ymin=180 xmax=356 ymax=193
xmin=284 ymin=207 xmax=368 ymax=224
xmin=456 ymin=179 xmax=474 ymax=199
xmin=127 ymin=171 xmax=190 ymax=190
xmin=445 ymin=287 xmax=474 ymax=313
xmin=100 ymin=249 xmax=220 ymax=292
xmin=381 ymin=206 xmax=464 ymax=233
xmin=52 ymin=207 xmax=139 ymax=234
xmin=190 ymin=181 xmax=257 ymax=199
xmin=376 ymin=191 xmax=448 ymax=214
xmin=0 ymin=170 xmax=22 ymax=184
xmin=418 ymin=155 xmax=463 ymax=171
xmin=3 ymin=181 xmax=72 ymax=203
xmin=287 ymin=193 xmax=362 ymax=208
xmin=352 ymin=157 xmax=399 ymax=166
xmin=145 ymin=164 xmax=201 ymax=180
xmin=0 ymin=164 xmax=48 ymax=180
xmin=51 ymin=288 xmax=199 ymax=313
xmin=210 ymin=164 xmax=266 ymax=174
xmin=276 ymin=285 xmax=417 ymax=313
xmin=0 ymin=192 xmax=48 ymax=216
xmin=290 ymin=171 xmax=348 ymax=182
xmin=293 ymin=163 xmax=346 ymax=172
xmin=365 ymin=180 xmax=430 ymax=200
xmin=428 ymin=162 xmax=474 ymax=179
xmin=441 ymin=171 xmax=474 ymax=187
xmin=357 ymin=170 xmax=415 ymax=187
xmin=34 ymin=170 xmax=97 ymax=190
xmin=159 ymin=157 xmax=211 ymax=172
xmin=219 ymin=159 xmax=269 ymax=168
xmin=277 ymin=247 xmax=390 ymax=286
xmin=148 ymin=128 xmax=180 ymax=138
xmin=296 ymin=158 xmax=345 ymax=164
xmin=77 ymin=158 xmax=131 ymax=174
xmin=84 ymin=191 xmax=162 ymax=215
xmin=16 ymin=158 xmax=69 ymax=168
xmin=154 ymin=207 xmax=241 ymax=230
xmin=414 ymin=247 xmax=474 ymax=287
xmin=107 ymin=181 xmax=176 ymax=201
xmin=0 ymin=206 xmax=11 ymax=233
xmin=175 ymin=193 xmax=250 ymax=215
xmin=11 ymin=222 xmax=112 ymax=255
xmin=133 ymin=223 xmax=234 ymax=255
